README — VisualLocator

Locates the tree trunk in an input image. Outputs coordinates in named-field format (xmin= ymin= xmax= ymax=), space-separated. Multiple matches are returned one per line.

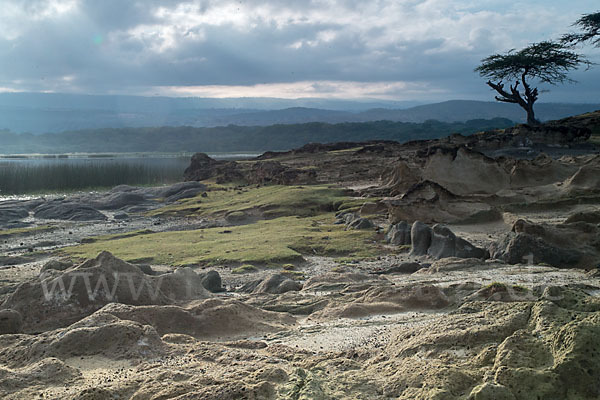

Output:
xmin=485 ymin=80 xmax=540 ymax=126
xmin=525 ymin=105 xmax=539 ymax=126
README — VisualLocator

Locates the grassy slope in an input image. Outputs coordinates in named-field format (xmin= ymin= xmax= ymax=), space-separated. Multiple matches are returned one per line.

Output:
xmin=64 ymin=185 xmax=386 ymax=266
xmin=149 ymin=184 xmax=372 ymax=218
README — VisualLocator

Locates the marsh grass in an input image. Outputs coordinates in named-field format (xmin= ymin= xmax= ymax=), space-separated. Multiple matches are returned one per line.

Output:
xmin=0 ymin=160 xmax=186 ymax=195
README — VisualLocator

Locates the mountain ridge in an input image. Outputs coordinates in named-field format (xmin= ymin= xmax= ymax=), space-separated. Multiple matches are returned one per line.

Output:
xmin=0 ymin=92 xmax=598 ymax=134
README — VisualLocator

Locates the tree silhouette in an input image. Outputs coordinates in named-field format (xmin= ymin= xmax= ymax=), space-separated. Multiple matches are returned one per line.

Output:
xmin=475 ymin=41 xmax=589 ymax=125
xmin=562 ymin=11 xmax=600 ymax=47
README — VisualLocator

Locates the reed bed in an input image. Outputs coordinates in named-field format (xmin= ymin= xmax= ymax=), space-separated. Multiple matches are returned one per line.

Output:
xmin=0 ymin=159 xmax=188 ymax=195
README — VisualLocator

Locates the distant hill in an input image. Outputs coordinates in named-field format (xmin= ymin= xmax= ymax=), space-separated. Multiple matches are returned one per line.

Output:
xmin=0 ymin=93 xmax=418 ymax=134
xmin=0 ymin=118 xmax=515 ymax=154
xmin=354 ymin=100 xmax=600 ymax=124
xmin=0 ymin=92 xmax=598 ymax=134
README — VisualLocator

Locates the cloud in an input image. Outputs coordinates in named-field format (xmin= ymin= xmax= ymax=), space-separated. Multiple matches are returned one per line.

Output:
xmin=0 ymin=0 xmax=598 ymax=101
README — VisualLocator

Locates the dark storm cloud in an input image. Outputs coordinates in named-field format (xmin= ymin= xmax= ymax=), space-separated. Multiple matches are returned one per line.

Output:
xmin=0 ymin=0 xmax=598 ymax=101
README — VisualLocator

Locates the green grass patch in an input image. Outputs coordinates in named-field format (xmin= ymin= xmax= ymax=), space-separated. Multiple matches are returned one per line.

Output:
xmin=0 ymin=225 xmax=55 ymax=239
xmin=336 ymin=198 xmax=383 ymax=213
xmin=149 ymin=184 xmax=354 ymax=218
xmin=62 ymin=214 xmax=382 ymax=266
xmin=232 ymin=264 xmax=259 ymax=274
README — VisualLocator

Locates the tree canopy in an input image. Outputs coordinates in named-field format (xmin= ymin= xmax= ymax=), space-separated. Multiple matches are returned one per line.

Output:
xmin=475 ymin=41 xmax=589 ymax=125
xmin=562 ymin=11 xmax=600 ymax=47
xmin=475 ymin=41 xmax=588 ymax=84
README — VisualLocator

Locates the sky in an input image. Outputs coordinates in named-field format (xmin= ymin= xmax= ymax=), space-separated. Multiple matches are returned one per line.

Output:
xmin=1 ymin=0 xmax=599 ymax=102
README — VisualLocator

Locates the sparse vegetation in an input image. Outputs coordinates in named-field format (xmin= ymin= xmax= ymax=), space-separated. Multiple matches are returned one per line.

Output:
xmin=150 ymin=184 xmax=354 ymax=218
xmin=63 ymin=213 xmax=381 ymax=266
xmin=232 ymin=264 xmax=259 ymax=274
xmin=0 ymin=225 xmax=55 ymax=239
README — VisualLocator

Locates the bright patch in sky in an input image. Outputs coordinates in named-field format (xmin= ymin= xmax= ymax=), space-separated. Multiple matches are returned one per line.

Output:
xmin=0 ymin=0 xmax=598 ymax=101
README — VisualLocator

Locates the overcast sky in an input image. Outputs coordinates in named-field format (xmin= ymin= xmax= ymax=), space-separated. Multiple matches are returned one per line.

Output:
xmin=1 ymin=0 xmax=599 ymax=102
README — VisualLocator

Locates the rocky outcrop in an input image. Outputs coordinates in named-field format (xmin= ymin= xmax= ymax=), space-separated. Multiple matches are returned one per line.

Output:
xmin=184 ymin=153 xmax=317 ymax=185
xmin=198 ymin=270 xmax=224 ymax=293
xmin=409 ymin=221 xmax=487 ymax=260
xmin=378 ymin=160 xmax=421 ymax=197
xmin=381 ymin=288 xmax=600 ymax=399
xmin=336 ymin=212 xmax=375 ymax=230
xmin=422 ymin=147 xmax=510 ymax=196
xmin=387 ymin=180 xmax=499 ymax=224
xmin=1 ymin=252 xmax=212 ymax=332
xmin=247 ymin=161 xmax=317 ymax=185
xmin=252 ymin=274 xmax=302 ymax=294
xmin=346 ymin=217 xmax=374 ymax=230
xmin=90 ymin=181 xmax=207 ymax=209
xmin=462 ymin=111 xmax=599 ymax=153
xmin=256 ymin=140 xmax=398 ymax=160
xmin=386 ymin=221 xmax=411 ymax=246
xmin=410 ymin=221 xmax=432 ymax=256
xmin=33 ymin=201 xmax=107 ymax=221
xmin=489 ymin=219 xmax=599 ymax=268
xmin=184 ymin=152 xmax=244 ymax=183
xmin=371 ymin=262 xmax=423 ymax=275
xmin=0 ymin=206 xmax=29 ymax=227
xmin=428 ymin=224 xmax=488 ymax=259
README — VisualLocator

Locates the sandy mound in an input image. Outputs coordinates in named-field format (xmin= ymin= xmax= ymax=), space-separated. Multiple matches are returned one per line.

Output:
xmin=1 ymin=252 xmax=211 ymax=332
xmin=302 ymin=272 xmax=382 ymax=292
xmin=311 ymin=284 xmax=451 ymax=319
xmin=96 ymin=299 xmax=296 ymax=339
xmin=0 ymin=313 xmax=164 ymax=369
xmin=0 ymin=358 xmax=80 ymax=397
xmin=563 ymin=164 xmax=600 ymax=194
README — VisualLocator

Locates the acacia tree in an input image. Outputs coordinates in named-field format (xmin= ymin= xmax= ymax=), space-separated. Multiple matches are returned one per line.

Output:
xmin=562 ymin=11 xmax=600 ymax=47
xmin=475 ymin=41 xmax=589 ymax=125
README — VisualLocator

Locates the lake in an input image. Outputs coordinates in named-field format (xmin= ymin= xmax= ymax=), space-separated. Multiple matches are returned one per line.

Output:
xmin=0 ymin=152 xmax=261 ymax=196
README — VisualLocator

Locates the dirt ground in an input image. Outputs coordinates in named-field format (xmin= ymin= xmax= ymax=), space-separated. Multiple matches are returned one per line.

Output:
xmin=1 ymin=123 xmax=600 ymax=399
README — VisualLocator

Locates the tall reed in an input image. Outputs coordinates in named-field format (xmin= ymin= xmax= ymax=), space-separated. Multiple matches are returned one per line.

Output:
xmin=0 ymin=159 xmax=188 ymax=195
